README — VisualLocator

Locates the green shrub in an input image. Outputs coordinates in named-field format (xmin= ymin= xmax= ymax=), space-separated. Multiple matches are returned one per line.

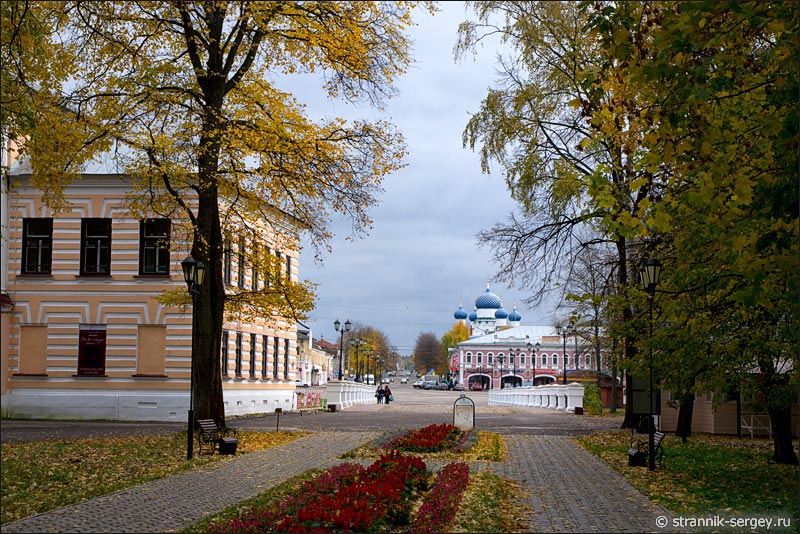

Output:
xmin=582 ymin=383 xmax=603 ymax=415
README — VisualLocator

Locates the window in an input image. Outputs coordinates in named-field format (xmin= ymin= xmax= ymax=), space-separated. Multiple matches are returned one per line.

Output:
xmin=77 ymin=325 xmax=107 ymax=376
xmin=221 ymin=330 xmax=229 ymax=377
xmin=466 ymin=353 xmax=472 ymax=364
xmin=285 ymin=255 xmax=292 ymax=280
xmin=80 ymin=218 xmax=112 ymax=275
xmin=273 ymin=336 xmax=280 ymax=379
xmin=477 ymin=353 xmax=482 ymax=365
xmin=139 ymin=219 xmax=170 ymax=275
xmin=223 ymin=238 xmax=232 ymax=285
xmin=252 ymin=241 xmax=260 ymax=290
xmin=249 ymin=333 xmax=257 ymax=379
xmin=542 ymin=354 xmax=548 ymax=366
xmin=520 ymin=355 xmax=526 ymax=367
xmin=21 ymin=218 xmax=53 ymax=274
xmin=261 ymin=335 xmax=269 ymax=379
xmin=235 ymin=332 xmax=243 ymax=377
xmin=283 ymin=338 xmax=290 ymax=380
xmin=237 ymin=235 xmax=246 ymax=289
xmin=552 ymin=354 xmax=558 ymax=367
xmin=565 ymin=355 xmax=570 ymax=367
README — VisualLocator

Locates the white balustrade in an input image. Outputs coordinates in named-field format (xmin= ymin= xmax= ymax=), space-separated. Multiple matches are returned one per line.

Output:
xmin=489 ymin=383 xmax=584 ymax=413
xmin=324 ymin=380 xmax=376 ymax=410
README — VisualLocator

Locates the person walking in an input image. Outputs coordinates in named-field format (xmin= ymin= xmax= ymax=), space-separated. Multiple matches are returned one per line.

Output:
xmin=383 ymin=383 xmax=393 ymax=404
xmin=375 ymin=384 xmax=385 ymax=404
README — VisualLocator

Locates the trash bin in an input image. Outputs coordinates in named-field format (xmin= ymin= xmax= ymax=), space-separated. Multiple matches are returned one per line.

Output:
xmin=574 ymin=407 xmax=584 ymax=415
xmin=219 ymin=437 xmax=238 ymax=455
xmin=628 ymin=448 xmax=646 ymax=467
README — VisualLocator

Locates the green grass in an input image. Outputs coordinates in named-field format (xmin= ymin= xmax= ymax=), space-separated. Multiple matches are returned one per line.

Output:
xmin=578 ymin=431 xmax=799 ymax=522
xmin=0 ymin=430 xmax=306 ymax=525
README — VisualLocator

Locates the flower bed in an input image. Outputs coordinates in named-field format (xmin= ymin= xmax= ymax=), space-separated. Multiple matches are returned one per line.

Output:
xmin=413 ymin=462 xmax=470 ymax=534
xmin=208 ymin=450 xmax=428 ymax=533
xmin=382 ymin=423 xmax=468 ymax=453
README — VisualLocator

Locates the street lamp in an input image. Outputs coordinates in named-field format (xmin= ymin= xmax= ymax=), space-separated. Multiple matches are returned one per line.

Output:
xmin=640 ymin=258 xmax=662 ymax=472
xmin=333 ymin=319 xmax=351 ymax=380
xmin=498 ymin=354 xmax=505 ymax=388
xmin=351 ymin=337 xmax=365 ymax=382
xmin=369 ymin=348 xmax=375 ymax=384
xmin=555 ymin=323 xmax=572 ymax=385
xmin=528 ymin=341 xmax=541 ymax=386
xmin=181 ymin=254 xmax=205 ymax=461
xmin=508 ymin=347 xmax=519 ymax=387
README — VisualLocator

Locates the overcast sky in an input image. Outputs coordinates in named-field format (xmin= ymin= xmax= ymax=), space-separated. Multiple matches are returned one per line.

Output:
xmin=295 ymin=2 xmax=559 ymax=354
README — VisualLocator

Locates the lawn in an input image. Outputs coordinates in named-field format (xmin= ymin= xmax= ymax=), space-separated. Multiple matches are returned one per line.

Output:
xmin=0 ymin=430 xmax=307 ymax=525
xmin=578 ymin=431 xmax=799 ymax=523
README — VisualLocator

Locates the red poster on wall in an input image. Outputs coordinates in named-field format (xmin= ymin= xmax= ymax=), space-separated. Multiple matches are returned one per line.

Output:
xmin=450 ymin=352 xmax=459 ymax=372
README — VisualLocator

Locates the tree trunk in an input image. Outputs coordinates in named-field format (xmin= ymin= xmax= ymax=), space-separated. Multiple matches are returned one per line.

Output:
xmin=675 ymin=392 xmax=695 ymax=443
xmin=767 ymin=404 xmax=799 ymax=465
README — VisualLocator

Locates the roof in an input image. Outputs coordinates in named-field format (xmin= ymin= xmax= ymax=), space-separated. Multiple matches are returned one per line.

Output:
xmin=458 ymin=325 xmax=559 ymax=347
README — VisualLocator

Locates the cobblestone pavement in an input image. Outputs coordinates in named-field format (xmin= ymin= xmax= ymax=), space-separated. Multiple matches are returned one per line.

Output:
xmin=1 ymin=404 xmax=675 ymax=533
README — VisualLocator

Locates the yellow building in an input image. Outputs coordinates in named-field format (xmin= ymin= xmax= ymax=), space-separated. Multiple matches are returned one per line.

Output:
xmin=1 ymin=152 xmax=301 ymax=421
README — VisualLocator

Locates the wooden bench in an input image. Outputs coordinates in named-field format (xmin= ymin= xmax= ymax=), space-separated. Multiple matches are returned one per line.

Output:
xmin=628 ymin=431 xmax=665 ymax=467
xmin=197 ymin=419 xmax=238 ymax=455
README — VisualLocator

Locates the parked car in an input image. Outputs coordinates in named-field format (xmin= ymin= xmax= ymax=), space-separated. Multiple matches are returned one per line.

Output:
xmin=400 ymin=377 xmax=408 ymax=384
xmin=469 ymin=383 xmax=483 ymax=391
xmin=422 ymin=380 xmax=438 ymax=390
xmin=435 ymin=382 xmax=449 ymax=391
xmin=294 ymin=379 xmax=309 ymax=388
xmin=453 ymin=383 xmax=465 ymax=391
xmin=412 ymin=379 xmax=425 ymax=389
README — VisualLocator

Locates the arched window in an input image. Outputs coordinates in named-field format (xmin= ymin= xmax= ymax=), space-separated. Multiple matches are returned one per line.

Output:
xmin=487 ymin=352 xmax=494 ymax=366
xmin=477 ymin=353 xmax=483 ymax=365
xmin=466 ymin=353 xmax=472 ymax=365
xmin=520 ymin=355 xmax=526 ymax=367
xmin=542 ymin=353 xmax=548 ymax=366
xmin=552 ymin=354 xmax=558 ymax=367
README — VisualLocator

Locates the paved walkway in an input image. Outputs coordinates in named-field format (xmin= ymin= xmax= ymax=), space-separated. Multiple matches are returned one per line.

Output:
xmin=1 ymin=426 xmax=674 ymax=533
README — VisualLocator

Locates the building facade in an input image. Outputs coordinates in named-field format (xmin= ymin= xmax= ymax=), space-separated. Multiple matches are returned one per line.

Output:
xmin=453 ymin=284 xmax=597 ymax=390
xmin=1 ymin=157 xmax=302 ymax=421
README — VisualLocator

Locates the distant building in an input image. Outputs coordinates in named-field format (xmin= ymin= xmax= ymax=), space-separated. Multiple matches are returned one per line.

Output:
xmin=452 ymin=283 xmax=596 ymax=390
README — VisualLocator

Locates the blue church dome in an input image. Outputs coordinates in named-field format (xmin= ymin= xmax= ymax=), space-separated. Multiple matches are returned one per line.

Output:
xmin=454 ymin=303 xmax=468 ymax=320
xmin=495 ymin=305 xmax=509 ymax=319
xmin=468 ymin=308 xmax=478 ymax=322
xmin=508 ymin=307 xmax=522 ymax=322
xmin=475 ymin=284 xmax=502 ymax=309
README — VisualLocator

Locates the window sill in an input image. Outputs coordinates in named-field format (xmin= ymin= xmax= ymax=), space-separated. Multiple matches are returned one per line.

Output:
xmin=133 ymin=274 xmax=171 ymax=279
xmin=75 ymin=275 xmax=112 ymax=279
xmin=131 ymin=373 xmax=168 ymax=378
xmin=12 ymin=372 xmax=48 ymax=377
xmin=72 ymin=374 xmax=109 ymax=378
xmin=15 ymin=274 xmax=53 ymax=279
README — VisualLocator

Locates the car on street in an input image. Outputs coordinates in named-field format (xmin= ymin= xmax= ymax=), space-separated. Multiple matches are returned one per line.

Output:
xmin=294 ymin=379 xmax=309 ymax=388
xmin=412 ymin=379 xmax=425 ymax=388
xmin=400 ymin=377 xmax=408 ymax=384
xmin=469 ymin=383 xmax=483 ymax=391
xmin=422 ymin=380 xmax=438 ymax=390
xmin=435 ymin=382 xmax=449 ymax=390
xmin=453 ymin=383 xmax=465 ymax=391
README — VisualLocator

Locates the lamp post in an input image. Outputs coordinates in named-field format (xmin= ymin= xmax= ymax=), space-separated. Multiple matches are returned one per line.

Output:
xmin=351 ymin=337 xmax=365 ymax=382
xmin=368 ymin=348 xmax=375 ymax=384
xmin=556 ymin=323 xmax=571 ymax=384
xmin=181 ymin=255 xmax=205 ymax=461
xmin=508 ymin=347 xmax=519 ymax=387
xmin=640 ymin=258 xmax=662 ymax=472
xmin=498 ymin=354 xmax=505 ymax=388
xmin=333 ymin=319 xmax=351 ymax=380
xmin=573 ymin=325 xmax=580 ymax=374
xmin=528 ymin=342 xmax=541 ymax=386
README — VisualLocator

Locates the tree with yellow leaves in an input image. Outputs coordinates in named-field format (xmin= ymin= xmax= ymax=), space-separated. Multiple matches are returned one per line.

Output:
xmin=3 ymin=1 xmax=433 ymax=426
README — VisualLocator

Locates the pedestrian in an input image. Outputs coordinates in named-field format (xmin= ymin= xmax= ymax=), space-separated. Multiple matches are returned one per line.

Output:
xmin=384 ymin=383 xmax=393 ymax=404
xmin=375 ymin=384 xmax=385 ymax=404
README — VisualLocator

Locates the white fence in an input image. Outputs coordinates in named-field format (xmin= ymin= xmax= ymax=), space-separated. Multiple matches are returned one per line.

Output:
xmin=489 ymin=382 xmax=585 ymax=413
xmin=324 ymin=380 xmax=377 ymax=410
